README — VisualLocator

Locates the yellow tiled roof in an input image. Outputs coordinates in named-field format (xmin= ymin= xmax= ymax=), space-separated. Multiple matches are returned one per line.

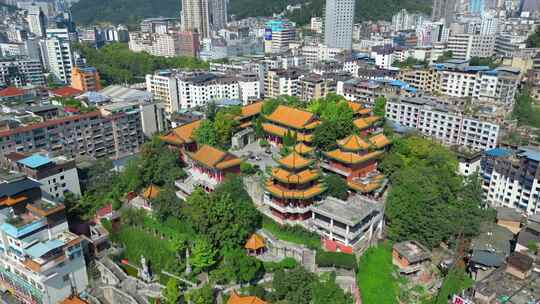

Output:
xmin=277 ymin=152 xmax=313 ymax=170
xmin=227 ymin=291 xmax=267 ymax=304
xmin=294 ymin=142 xmax=314 ymax=154
xmin=347 ymin=175 xmax=385 ymax=193
xmin=265 ymin=105 xmax=319 ymax=130
xmin=324 ymin=150 xmax=383 ymax=165
xmin=354 ymin=116 xmax=382 ymax=130
xmin=160 ymin=120 xmax=201 ymax=145
xmin=271 ymin=168 xmax=320 ymax=184
xmin=261 ymin=123 xmax=313 ymax=142
xmin=265 ymin=181 xmax=326 ymax=199
xmin=142 ymin=185 xmax=161 ymax=200
xmin=240 ymin=101 xmax=264 ymax=119
xmin=245 ymin=233 xmax=265 ymax=250
xmin=369 ymin=133 xmax=391 ymax=149
xmin=337 ymin=134 xmax=370 ymax=151
xmin=187 ymin=144 xmax=241 ymax=169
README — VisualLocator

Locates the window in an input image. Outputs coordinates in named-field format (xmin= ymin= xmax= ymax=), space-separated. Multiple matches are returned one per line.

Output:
xmin=62 ymin=274 xmax=69 ymax=282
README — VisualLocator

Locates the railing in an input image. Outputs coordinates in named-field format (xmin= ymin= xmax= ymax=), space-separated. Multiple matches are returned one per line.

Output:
xmin=0 ymin=266 xmax=43 ymax=304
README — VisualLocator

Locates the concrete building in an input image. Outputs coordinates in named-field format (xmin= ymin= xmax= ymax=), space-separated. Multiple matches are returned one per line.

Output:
xmin=0 ymin=176 xmax=88 ymax=304
xmin=264 ymin=19 xmax=296 ymax=54
xmin=323 ymin=0 xmax=355 ymax=50
xmin=42 ymin=28 xmax=74 ymax=84
xmin=70 ymin=67 xmax=101 ymax=92
xmin=433 ymin=61 xmax=520 ymax=105
xmin=446 ymin=34 xmax=496 ymax=60
xmin=310 ymin=196 xmax=383 ymax=254
xmin=145 ymin=70 xmax=180 ymax=113
xmin=2 ymin=153 xmax=81 ymax=199
xmin=176 ymin=31 xmax=200 ymax=57
xmin=386 ymin=96 xmax=500 ymax=151
xmin=481 ymin=147 xmax=540 ymax=215
xmin=128 ymin=32 xmax=181 ymax=58
xmin=25 ymin=6 xmax=46 ymax=37
xmin=432 ymin=0 xmax=457 ymax=23
xmin=0 ymin=111 xmax=145 ymax=159
xmin=265 ymin=69 xmax=303 ymax=98
xmin=299 ymin=73 xmax=335 ymax=101
xmin=181 ymin=0 xmax=226 ymax=38
xmin=177 ymin=72 xmax=242 ymax=108
xmin=310 ymin=17 xmax=323 ymax=34
xmin=0 ymin=58 xmax=45 ymax=87
xmin=99 ymin=100 xmax=167 ymax=138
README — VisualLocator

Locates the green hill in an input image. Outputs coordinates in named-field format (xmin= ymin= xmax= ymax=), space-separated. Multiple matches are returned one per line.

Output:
xmin=71 ymin=0 xmax=432 ymax=26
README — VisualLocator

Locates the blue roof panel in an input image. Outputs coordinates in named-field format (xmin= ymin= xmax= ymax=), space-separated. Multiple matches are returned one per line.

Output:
xmin=25 ymin=239 xmax=65 ymax=259
xmin=485 ymin=148 xmax=510 ymax=157
xmin=17 ymin=154 xmax=51 ymax=169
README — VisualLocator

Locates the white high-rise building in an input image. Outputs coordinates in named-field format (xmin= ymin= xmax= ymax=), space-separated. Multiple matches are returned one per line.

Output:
xmin=42 ymin=28 xmax=74 ymax=84
xmin=323 ymin=0 xmax=355 ymax=50
xmin=26 ymin=6 xmax=46 ymax=37
xmin=181 ymin=0 xmax=226 ymax=39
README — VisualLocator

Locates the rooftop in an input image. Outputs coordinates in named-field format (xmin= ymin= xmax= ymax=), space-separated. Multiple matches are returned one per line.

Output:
xmin=25 ymin=239 xmax=64 ymax=259
xmin=265 ymin=105 xmax=319 ymax=130
xmin=187 ymin=145 xmax=242 ymax=170
xmin=393 ymin=241 xmax=431 ymax=264
xmin=50 ymin=87 xmax=83 ymax=97
xmin=17 ymin=154 xmax=52 ymax=169
xmin=311 ymin=196 xmax=380 ymax=227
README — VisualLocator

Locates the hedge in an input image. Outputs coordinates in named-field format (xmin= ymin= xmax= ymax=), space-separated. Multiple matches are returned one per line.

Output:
xmin=315 ymin=251 xmax=357 ymax=270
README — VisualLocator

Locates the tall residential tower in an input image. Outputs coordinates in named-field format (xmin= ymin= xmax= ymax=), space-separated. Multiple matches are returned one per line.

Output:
xmin=181 ymin=0 xmax=227 ymax=39
xmin=323 ymin=0 xmax=355 ymax=50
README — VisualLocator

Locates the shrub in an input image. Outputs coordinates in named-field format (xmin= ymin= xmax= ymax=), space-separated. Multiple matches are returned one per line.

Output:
xmin=241 ymin=162 xmax=257 ymax=175
xmin=316 ymin=251 xmax=357 ymax=270
xmin=263 ymin=257 xmax=298 ymax=272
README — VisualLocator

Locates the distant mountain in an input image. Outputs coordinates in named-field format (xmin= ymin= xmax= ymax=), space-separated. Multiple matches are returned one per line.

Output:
xmin=71 ymin=0 xmax=432 ymax=26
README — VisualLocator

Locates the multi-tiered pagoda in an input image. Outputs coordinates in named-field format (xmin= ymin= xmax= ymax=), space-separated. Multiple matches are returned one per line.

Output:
xmin=265 ymin=152 xmax=326 ymax=223
xmin=323 ymin=133 xmax=390 ymax=195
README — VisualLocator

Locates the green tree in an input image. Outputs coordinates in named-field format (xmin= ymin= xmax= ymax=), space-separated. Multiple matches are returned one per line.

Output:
xmin=189 ymin=237 xmax=217 ymax=273
xmin=220 ymin=247 xmax=263 ymax=284
xmin=214 ymin=110 xmax=239 ymax=148
xmin=436 ymin=51 xmax=454 ymax=63
xmin=312 ymin=274 xmax=354 ymax=304
xmin=373 ymin=96 xmax=387 ymax=117
xmin=186 ymin=284 xmax=214 ymax=304
xmin=312 ymin=98 xmax=354 ymax=151
xmin=183 ymin=177 xmax=261 ymax=248
xmin=163 ymin=278 xmax=181 ymax=304
xmin=272 ymin=267 xmax=315 ymax=304
xmin=382 ymin=136 xmax=486 ymax=248
xmin=194 ymin=120 xmax=218 ymax=147
xmin=512 ymin=89 xmax=540 ymax=128
xmin=323 ymin=174 xmax=349 ymax=200
xmin=526 ymin=26 xmax=540 ymax=48
xmin=151 ymin=187 xmax=182 ymax=222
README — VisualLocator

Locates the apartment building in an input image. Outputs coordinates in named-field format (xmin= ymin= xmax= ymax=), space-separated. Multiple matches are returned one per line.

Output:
xmin=264 ymin=19 xmax=296 ymax=54
xmin=129 ymin=31 xmax=187 ymax=57
xmin=99 ymin=100 xmax=167 ymax=138
xmin=70 ymin=67 xmax=101 ymax=92
xmin=385 ymin=96 xmax=500 ymax=151
xmin=0 ymin=58 xmax=45 ymax=87
xmin=0 ymin=176 xmax=88 ymax=304
xmin=324 ymin=0 xmax=355 ymax=50
xmin=178 ymin=72 xmax=240 ymax=109
xmin=42 ymin=28 xmax=74 ymax=84
xmin=145 ymin=70 xmax=180 ymax=113
xmin=433 ymin=61 xmax=520 ymax=105
xmin=299 ymin=73 xmax=336 ymax=101
xmin=265 ymin=68 xmax=303 ymax=98
xmin=397 ymin=67 xmax=439 ymax=93
xmin=481 ymin=146 xmax=540 ymax=215
xmin=0 ymin=111 xmax=144 ymax=159
xmin=146 ymin=70 xmax=260 ymax=111
xmin=446 ymin=34 xmax=496 ymax=60
xmin=2 ymin=153 xmax=81 ymax=200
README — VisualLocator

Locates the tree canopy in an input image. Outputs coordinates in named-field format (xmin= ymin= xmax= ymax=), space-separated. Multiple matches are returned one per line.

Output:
xmin=73 ymin=43 xmax=208 ymax=85
xmin=381 ymin=136 xmax=486 ymax=248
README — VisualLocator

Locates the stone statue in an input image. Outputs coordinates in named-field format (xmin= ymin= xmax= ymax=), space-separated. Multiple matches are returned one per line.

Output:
xmin=139 ymin=255 xmax=151 ymax=282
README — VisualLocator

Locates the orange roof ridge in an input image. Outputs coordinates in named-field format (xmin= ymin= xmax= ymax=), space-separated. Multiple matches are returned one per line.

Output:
xmin=245 ymin=234 xmax=265 ymax=250
xmin=239 ymin=101 xmax=264 ymax=119
xmin=369 ymin=133 xmax=391 ymax=149
xmin=338 ymin=134 xmax=370 ymax=151
xmin=227 ymin=291 xmax=267 ymax=304
xmin=265 ymin=105 xmax=318 ymax=130
xmin=187 ymin=145 xmax=241 ymax=169
xmin=277 ymin=151 xmax=312 ymax=170
xmin=354 ymin=116 xmax=382 ymax=130
xmin=142 ymin=184 xmax=161 ymax=200
xmin=294 ymin=142 xmax=314 ymax=154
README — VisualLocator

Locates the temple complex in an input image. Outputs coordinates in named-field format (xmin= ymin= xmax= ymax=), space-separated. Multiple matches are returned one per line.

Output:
xmin=265 ymin=152 xmax=326 ymax=224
